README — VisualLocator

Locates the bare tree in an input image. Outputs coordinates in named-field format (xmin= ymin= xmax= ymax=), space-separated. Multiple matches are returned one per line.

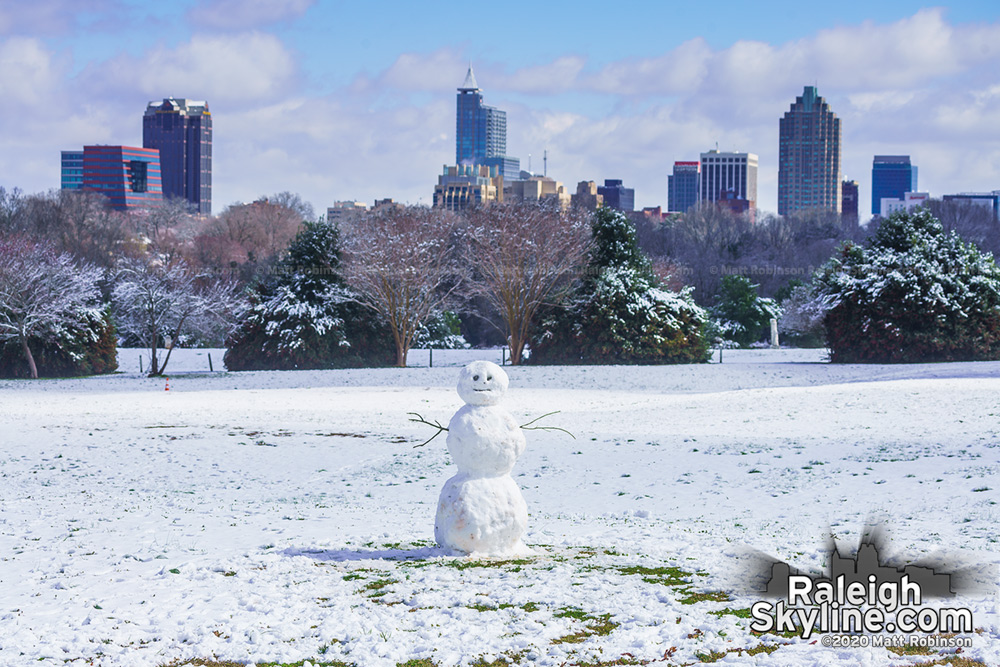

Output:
xmin=133 ymin=196 xmax=198 ymax=247
xmin=926 ymin=198 xmax=1000 ymax=256
xmin=209 ymin=198 xmax=305 ymax=262
xmin=267 ymin=191 xmax=316 ymax=223
xmin=340 ymin=205 xmax=464 ymax=367
xmin=0 ymin=186 xmax=25 ymax=234
xmin=465 ymin=200 xmax=591 ymax=365
xmin=112 ymin=254 xmax=244 ymax=376
xmin=670 ymin=204 xmax=753 ymax=302
xmin=0 ymin=238 xmax=103 ymax=378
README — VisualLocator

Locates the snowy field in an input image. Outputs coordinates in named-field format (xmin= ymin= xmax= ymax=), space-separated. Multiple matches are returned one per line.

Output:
xmin=1 ymin=349 xmax=998 ymax=667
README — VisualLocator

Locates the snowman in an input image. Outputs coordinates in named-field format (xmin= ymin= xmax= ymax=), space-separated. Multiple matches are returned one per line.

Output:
xmin=435 ymin=360 xmax=531 ymax=557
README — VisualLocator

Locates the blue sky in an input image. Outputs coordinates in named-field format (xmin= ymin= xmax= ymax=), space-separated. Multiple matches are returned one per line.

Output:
xmin=2 ymin=1 xmax=999 ymax=217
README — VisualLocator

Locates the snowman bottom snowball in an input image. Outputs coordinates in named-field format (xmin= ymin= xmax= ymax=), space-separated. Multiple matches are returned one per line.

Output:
xmin=435 ymin=475 xmax=530 ymax=557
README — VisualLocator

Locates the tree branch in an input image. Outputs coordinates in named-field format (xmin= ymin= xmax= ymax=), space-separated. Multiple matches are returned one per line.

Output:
xmin=407 ymin=412 xmax=448 ymax=448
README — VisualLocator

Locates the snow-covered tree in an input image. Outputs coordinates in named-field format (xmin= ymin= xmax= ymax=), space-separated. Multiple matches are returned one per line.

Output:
xmin=413 ymin=311 xmax=468 ymax=350
xmin=112 ymin=255 xmax=244 ymax=376
xmin=778 ymin=284 xmax=830 ymax=348
xmin=465 ymin=200 xmax=590 ymax=365
xmin=224 ymin=220 xmax=394 ymax=370
xmin=340 ymin=205 xmax=464 ymax=367
xmin=0 ymin=238 xmax=105 ymax=378
xmin=709 ymin=275 xmax=782 ymax=348
xmin=815 ymin=208 xmax=1000 ymax=362
xmin=531 ymin=207 xmax=711 ymax=364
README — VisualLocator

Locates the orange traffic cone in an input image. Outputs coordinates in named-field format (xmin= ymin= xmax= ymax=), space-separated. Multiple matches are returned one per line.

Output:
xmin=165 ymin=377 xmax=170 ymax=392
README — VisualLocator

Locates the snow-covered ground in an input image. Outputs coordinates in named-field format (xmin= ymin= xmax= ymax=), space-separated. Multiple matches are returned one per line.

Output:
xmin=1 ymin=349 xmax=997 ymax=667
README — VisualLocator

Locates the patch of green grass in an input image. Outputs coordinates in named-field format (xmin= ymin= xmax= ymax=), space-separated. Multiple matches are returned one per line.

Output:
xmin=469 ymin=651 xmax=527 ymax=667
xmin=551 ymin=607 xmax=619 ymax=644
xmin=360 ymin=578 xmax=396 ymax=598
xmin=678 ymin=590 xmax=730 ymax=605
xmin=467 ymin=602 xmax=516 ymax=612
xmin=887 ymin=643 xmax=934 ymax=656
xmin=574 ymin=657 xmax=649 ymax=666
xmin=616 ymin=564 xmax=691 ymax=586
xmin=708 ymin=607 xmax=751 ymax=618
xmin=342 ymin=572 xmax=364 ymax=581
xmin=695 ymin=649 xmax=728 ymax=663
xmin=521 ymin=602 xmax=540 ymax=612
xmin=397 ymin=660 xmax=436 ymax=667
xmin=444 ymin=558 xmax=533 ymax=571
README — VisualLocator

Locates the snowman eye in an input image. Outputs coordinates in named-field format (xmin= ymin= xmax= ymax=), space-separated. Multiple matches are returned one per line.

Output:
xmin=473 ymin=374 xmax=479 ymax=381
xmin=487 ymin=375 xmax=492 ymax=381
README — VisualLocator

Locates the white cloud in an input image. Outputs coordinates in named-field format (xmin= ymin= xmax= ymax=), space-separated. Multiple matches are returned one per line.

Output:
xmin=187 ymin=0 xmax=315 ymax=31
xmin=0 ymin=37 xmax=62 ymax=107
xmin=0 ymin=1 xmax=123 ymax=36
xmin=80 ymin=32 xmax=298 ymax=104
xmin=213 ymin=96 xmax=454 ymax=209
xmin=379 ymin=49 xmax=467 ymax=92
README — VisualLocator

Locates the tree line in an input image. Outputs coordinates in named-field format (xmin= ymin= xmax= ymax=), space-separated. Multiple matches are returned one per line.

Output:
xmin=2 ymin=184 xmax=998 ymax=377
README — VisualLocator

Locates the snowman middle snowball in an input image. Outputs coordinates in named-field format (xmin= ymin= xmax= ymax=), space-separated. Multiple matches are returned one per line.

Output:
xmin=434 ymin=360 xmax=531 ymax=556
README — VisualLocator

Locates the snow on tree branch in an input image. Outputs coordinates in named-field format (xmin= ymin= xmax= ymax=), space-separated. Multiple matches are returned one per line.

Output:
xmin=0 ymin=238 xmax=103 ymax=378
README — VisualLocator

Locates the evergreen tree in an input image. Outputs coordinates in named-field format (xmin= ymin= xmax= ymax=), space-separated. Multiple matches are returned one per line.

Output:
xmin=224 ymin=220 xmax=394 ymax=370
xmin=816 ymin=208 xmax=1000 ymax=362
xmin=709 ymin=275 xmax=781 ymax=348
xmin=531 ymin=208 xmax=710 ymax=364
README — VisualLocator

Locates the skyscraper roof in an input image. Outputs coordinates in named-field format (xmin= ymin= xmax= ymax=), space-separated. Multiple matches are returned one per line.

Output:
xmin=459 ymin=65 xmax=479 ymax=92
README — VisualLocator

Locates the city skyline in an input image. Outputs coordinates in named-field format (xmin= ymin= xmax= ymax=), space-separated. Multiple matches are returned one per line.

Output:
xmin=1 ymin=1 xmax=999 ymax=218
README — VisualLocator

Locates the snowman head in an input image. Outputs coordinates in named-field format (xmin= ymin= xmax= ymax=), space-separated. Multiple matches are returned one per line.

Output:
xmin=457 ymin=360 xmax=509 ymax=406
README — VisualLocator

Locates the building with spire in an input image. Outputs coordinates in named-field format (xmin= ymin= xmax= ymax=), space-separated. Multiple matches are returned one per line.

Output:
xmin=778 ymin=86 xmax=842 ymax=216
xmin=455 ymin=66 xmax=519 ymax=180
xmin=143 ymin=98 xmax=212 ymax=215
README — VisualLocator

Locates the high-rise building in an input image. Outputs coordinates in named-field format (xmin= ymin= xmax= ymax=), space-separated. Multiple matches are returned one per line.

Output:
xmin=598 ymin=179 xmax=635 ymax=212
xmin=667 ymin=161 xmax=700 ymax=213
xmin=326 ymin=201 xmax=368 ymax=222
xmin=455 ymin=67 xmax=519 ymax=180
xmin=506 ymin=175 xmax=570 ymax=209
xmin=433 ymin=164 xmax=503 ymax=211
xmin=571 ymin=181 xmax=603 ymax=211
xmin=942 ymin=192 xmax=1000 ymax=220
xmin=841 ymin=179 xmax=859 ymax=230
xmin=60 ymin=150 xmax=84 ymax=190
xmin=881 ymin=191 xmax=929 ymax=217
xmin=871 ymin=156 xmax=918 ymax=216
xmin=699 ymin=150 xmax=757 ymax=211
xmin=143 ymin=98 xmax=212 ymax=214
xmin=80 ymin=145 xmax=163 ymax=210
xmin=778 ymin=86 xmax=842 ymax=216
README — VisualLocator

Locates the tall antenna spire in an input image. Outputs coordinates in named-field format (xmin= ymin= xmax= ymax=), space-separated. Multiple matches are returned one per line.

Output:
xmin=459 ymin=63 xmax=479 ymax=91
xmin=544 ymin=150 xmax=548 ymax=177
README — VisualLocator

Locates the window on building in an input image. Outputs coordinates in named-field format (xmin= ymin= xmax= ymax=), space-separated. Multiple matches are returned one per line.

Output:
xmin=129 ymin=160 xmax=149 ymax=193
